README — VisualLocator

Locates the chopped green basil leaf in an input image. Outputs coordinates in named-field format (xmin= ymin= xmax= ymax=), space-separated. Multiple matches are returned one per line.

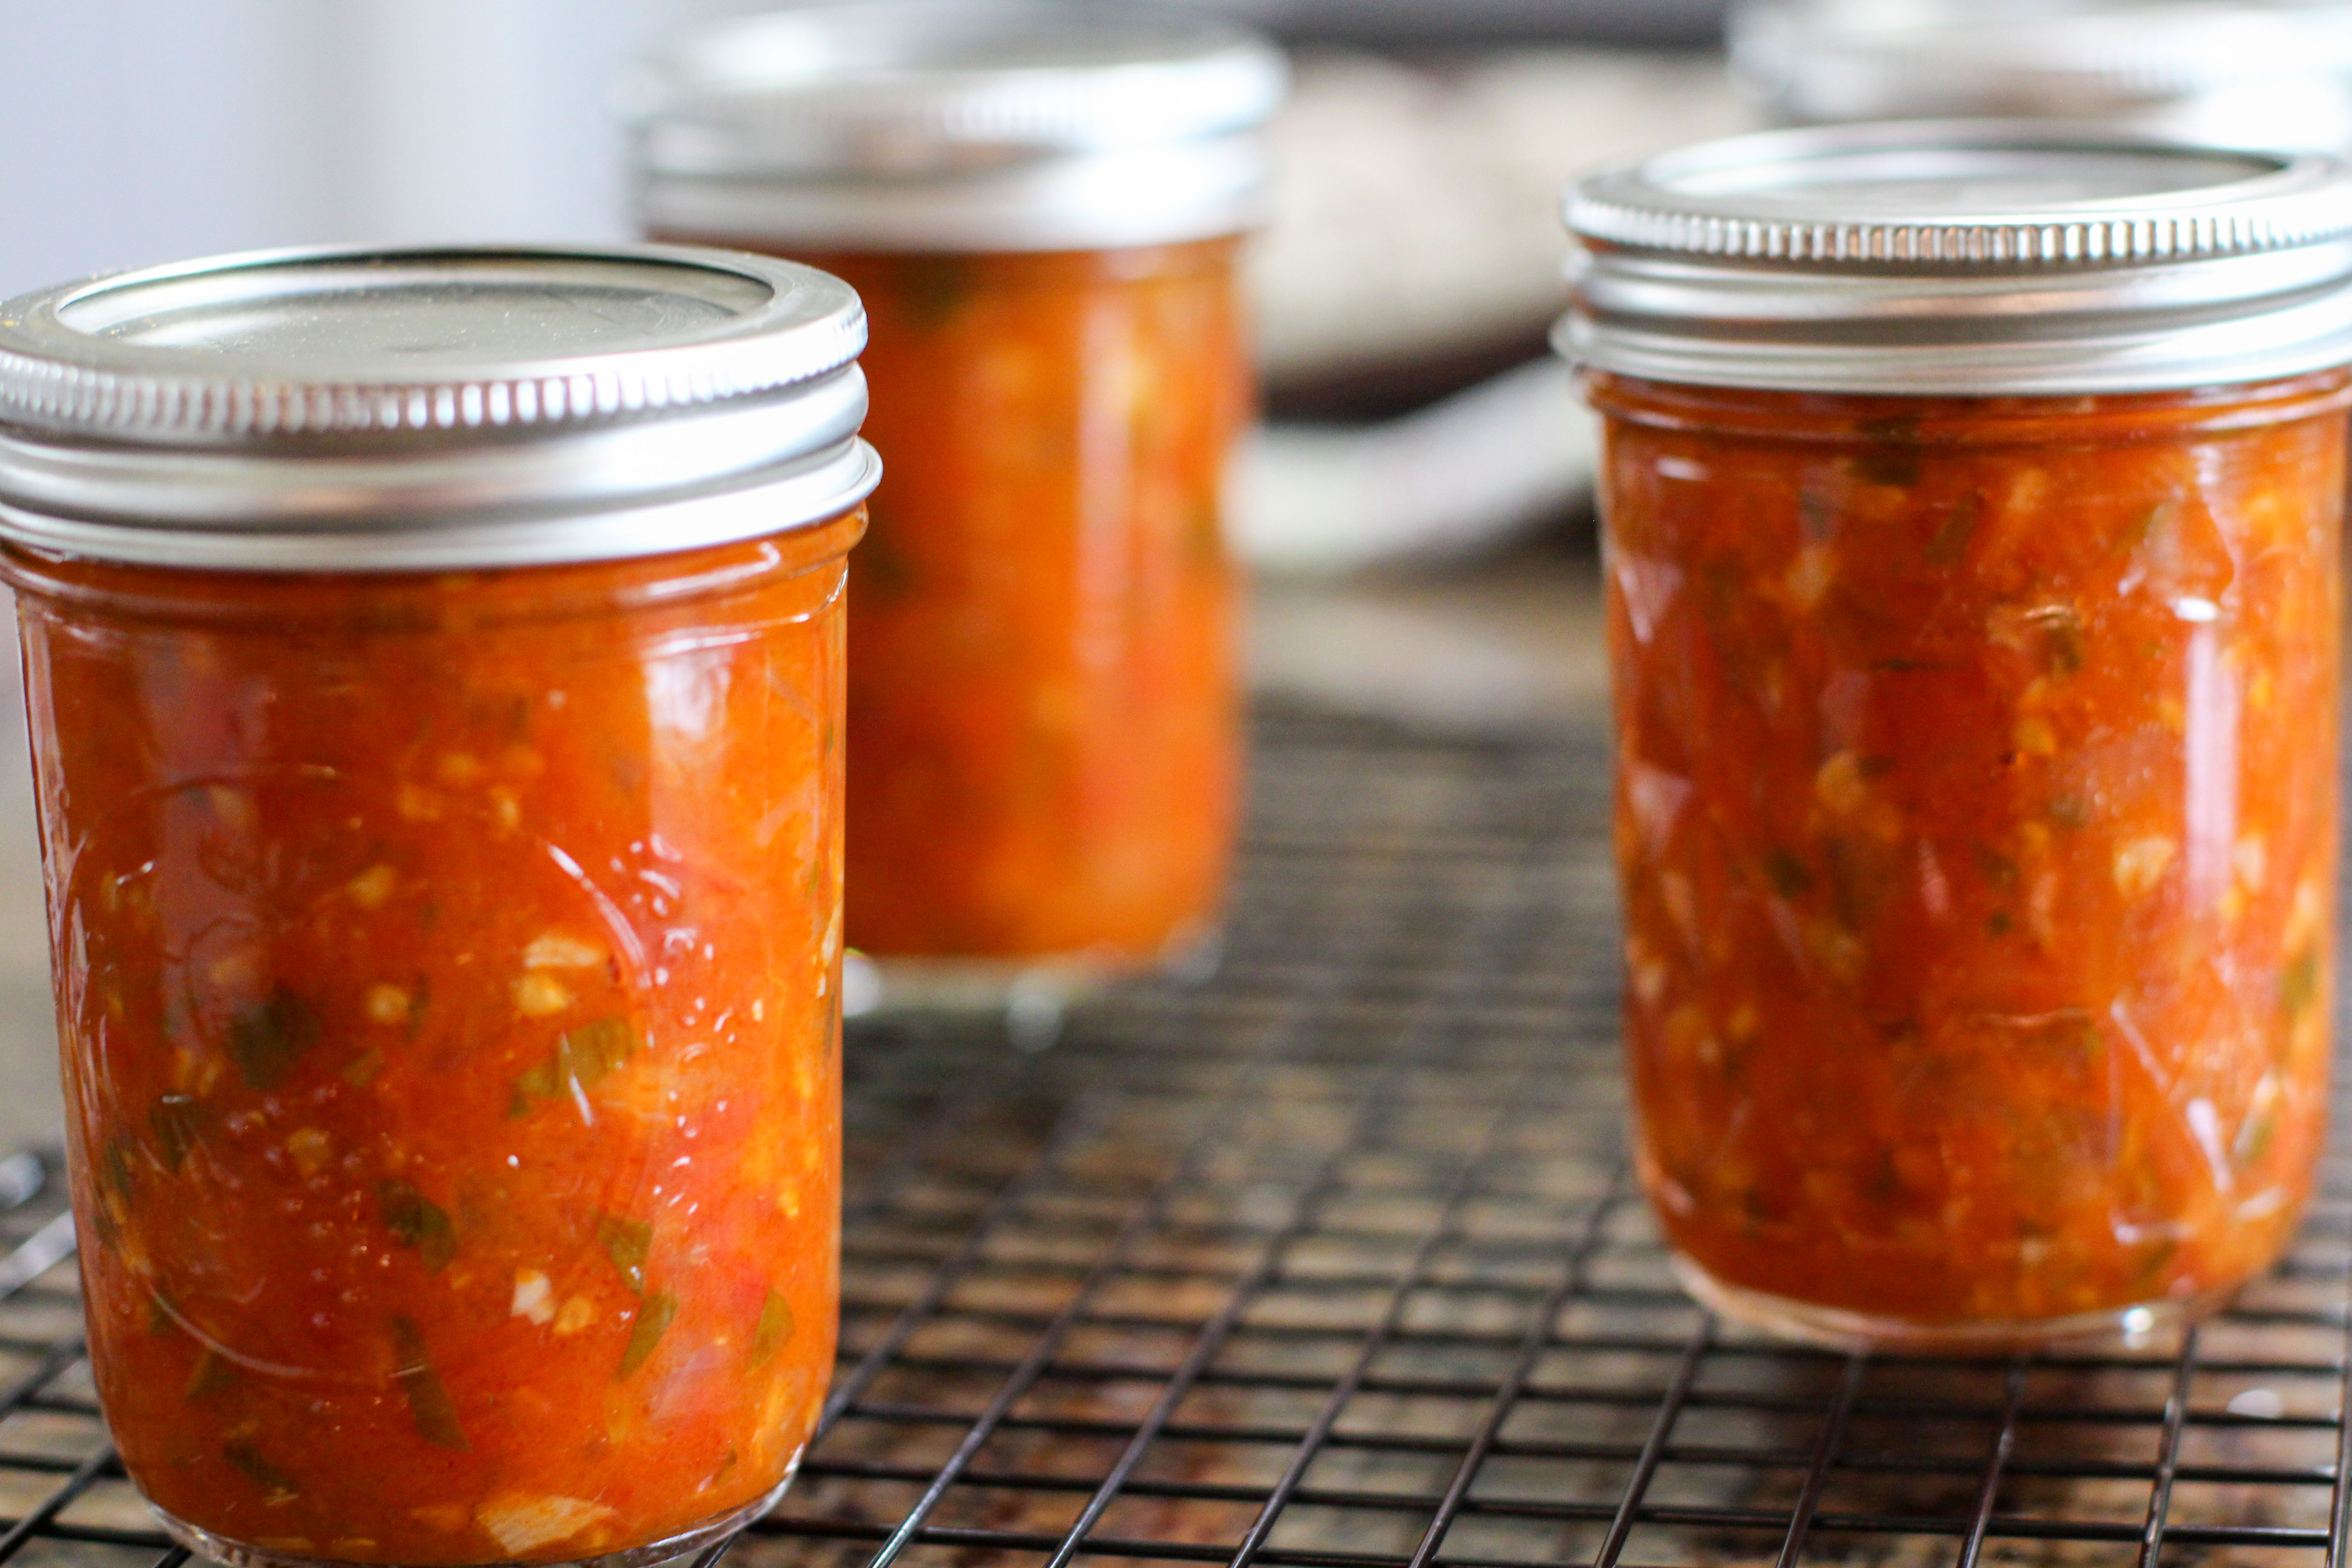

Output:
xmin=1849 ymin=423 xmax=1922 ymax=488
xmin=2045 ymin=614 xmax=2085 ymax=676
xmin=752 ymin=1288 xmax=794 ymax=1367
xmin=509 ymin=1057 xmax=560 ymax=1118
xmin=1923 ymin=496 xmax=1979 ymax=566
xmin=379 ymin=1180 xmax=457 ymax=1272
xmin=619 ymin=1291 xmax=677 ymax=1378
xmin=2239 ymin=1108 xmax=2278 ymax=1164
xmin=851 ymin=519 xmax=919 ymax=598
xmin=228 ymin=988 xmax=319 ymax=1091
xmin=151 ymin=1095 xmax=202 ymax=1171
xmin=510 ymin=1016 xmax=637 ymax=1118
xmin=1764 ymin=849 xmax=1813 ymax=899
xmin=892 ymin=255 xmax=978 ymax=329
xmin=597 ymin=1212 xmax=651 ymax=1293
xmin=2282 ymin=949 xmax=2320 ymax=1018
xmin=559 ymin=1018 xmax=635 ymax=1090
xmin=185 ymin=1348 xmax=237 ymax=1402
xmin=103 ymin=1137 xmax=138 ymax=1205
xmin=390 ymin=1315 xmax=468 ymax=1451
xmin=223 ymin=1441 xmax=298 ymax=1501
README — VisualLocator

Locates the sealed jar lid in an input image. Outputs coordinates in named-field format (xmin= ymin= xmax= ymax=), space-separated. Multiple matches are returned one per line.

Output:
xmin=624 ymin=0 xmax=1289 ymax=251
xmin=1560 ymin=120 xmax=2352 ymax=395
xmin=0 ymin=243 xmax=879 ymax=571
xmin=1732 ymin=1 xmax=2352 ymax=154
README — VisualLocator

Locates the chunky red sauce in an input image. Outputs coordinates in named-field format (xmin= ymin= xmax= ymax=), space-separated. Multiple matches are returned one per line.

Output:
xmin=9 ymin=516 xmax=857 ymax=1562
xmin=659 ymin=236 xmax=1249 ymax=964
xmin=1590 ymin=372 xmax=2344 ymax=1337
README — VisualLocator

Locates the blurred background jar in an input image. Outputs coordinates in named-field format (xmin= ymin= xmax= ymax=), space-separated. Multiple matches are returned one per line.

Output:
xmin=1565 ymin=123 xmax=2352 ymax=1348
xmin=1731 ymin=0 xmax=2352 ymax=154
xmin=629 ymin=1 xmax=1289 ymax=1019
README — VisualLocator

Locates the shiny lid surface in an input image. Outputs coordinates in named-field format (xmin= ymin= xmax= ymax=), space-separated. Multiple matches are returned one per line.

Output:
xmin=1561 ymin=120 xmax=2352 ymax=394
xmin=1733 ymin=0 xmax=2352 ymax=152
xmin=627 ymin=0 xmax=1288 ymax=250
xmin=0 ymin=244 xmax=879 ymax=570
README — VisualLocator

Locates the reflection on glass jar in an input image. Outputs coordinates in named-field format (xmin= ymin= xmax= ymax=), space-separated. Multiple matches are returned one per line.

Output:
xmin=631 ymin=2 xmax=1286 ymax=990
xmin=0 ymin=245 xmax=877 ymax=1567
xmin=1563 ymin=122 xmax=2352 ymax=1349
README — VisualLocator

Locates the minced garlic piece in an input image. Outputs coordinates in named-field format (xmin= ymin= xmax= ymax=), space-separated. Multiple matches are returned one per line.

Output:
xmin=207 ymin=788 xmax=256 ymax=833
xmin=476 ymin=1494 xmax=618 ymax=1557
xmin=2114 ymin=835 xmax=2179 ymax=899
xmin=2234 ymin=835 xmax=2270 ymax=893
xmin=1804 ymin=917 xmax=1866 ymax=982
xmin=513 ymin=973 xmax=573 ymax=1018
xmin=1813 ymin=751 xmax=1867 ymax=816
xmin=523 ymin=933 xmax=604 ymax=970
xmin=207 ymin=950 xmax=261 ymax=990
xmin=511 ymin=1269 xmax=555 ymax=1326
xmin=346 ymin=864 xmax=398 ymax=909
xmin=1784 ymin=544 xmax=1837 ymax=612
xmin=1626 ymin=936 xmax=1668 ymax=1005
xmin=364 ymin=983 xmax=411 ymax=1026
xmin=285 ymin=1128 xmax=332 ymax=1176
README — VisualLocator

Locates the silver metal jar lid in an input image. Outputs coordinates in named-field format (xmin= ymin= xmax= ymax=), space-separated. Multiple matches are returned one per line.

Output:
xmin=1560 ymin=120 xmax=2352 ymax=395
xmin=1731 ymin=2 xmax=2352 ymax=155
xmin=0 ymin=243 xmax=880 ymax=572
xmin=624 ymin=0 xmax=1289 ymax=252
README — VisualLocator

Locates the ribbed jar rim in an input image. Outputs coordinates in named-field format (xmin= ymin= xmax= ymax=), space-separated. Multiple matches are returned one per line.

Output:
xmin=0 ymin=243 xmax=881 ymax=571
xmin=1560 ymin=120 xmax=2352 ymax=395
xmin=624 ymin=0 xmax=1287 ymax=251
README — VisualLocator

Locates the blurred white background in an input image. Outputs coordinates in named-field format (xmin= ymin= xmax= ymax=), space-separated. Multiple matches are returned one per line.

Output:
xmin=0 ymin=0 xmax=769 ymax=296
xmin=0 ymin=0 xmax=1725 ymax=296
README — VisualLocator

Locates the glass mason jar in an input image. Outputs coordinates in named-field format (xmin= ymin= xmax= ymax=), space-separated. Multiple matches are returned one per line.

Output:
xmin=0 ymin=246 xmax=880 ymax=1565
xmin=1731 ymin=0 xmax=2352 ymax=155
xmin=1561 ymin=124 xmax=2352 ymax=1351
xmin=628 ymin=1 xmax=1286 ymax=1008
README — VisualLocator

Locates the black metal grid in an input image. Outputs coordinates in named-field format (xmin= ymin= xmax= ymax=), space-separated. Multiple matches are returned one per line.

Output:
xmin=0 ymin=704 xmax=2338 ymax=1568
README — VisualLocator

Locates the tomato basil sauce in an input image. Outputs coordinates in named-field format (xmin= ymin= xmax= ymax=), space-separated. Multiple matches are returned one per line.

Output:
xmin=11 ymin=520 xmax=855 ymax=1562
xmin=1590 ymin=372 xmax=2344 ymax=1330
xmin=673 ymin=239 xmax=1248 ymax=964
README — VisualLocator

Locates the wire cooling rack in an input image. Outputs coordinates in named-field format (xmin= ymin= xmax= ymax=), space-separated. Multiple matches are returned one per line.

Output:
xmin=0 ymin=704 xmax=2339 ymax=1568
